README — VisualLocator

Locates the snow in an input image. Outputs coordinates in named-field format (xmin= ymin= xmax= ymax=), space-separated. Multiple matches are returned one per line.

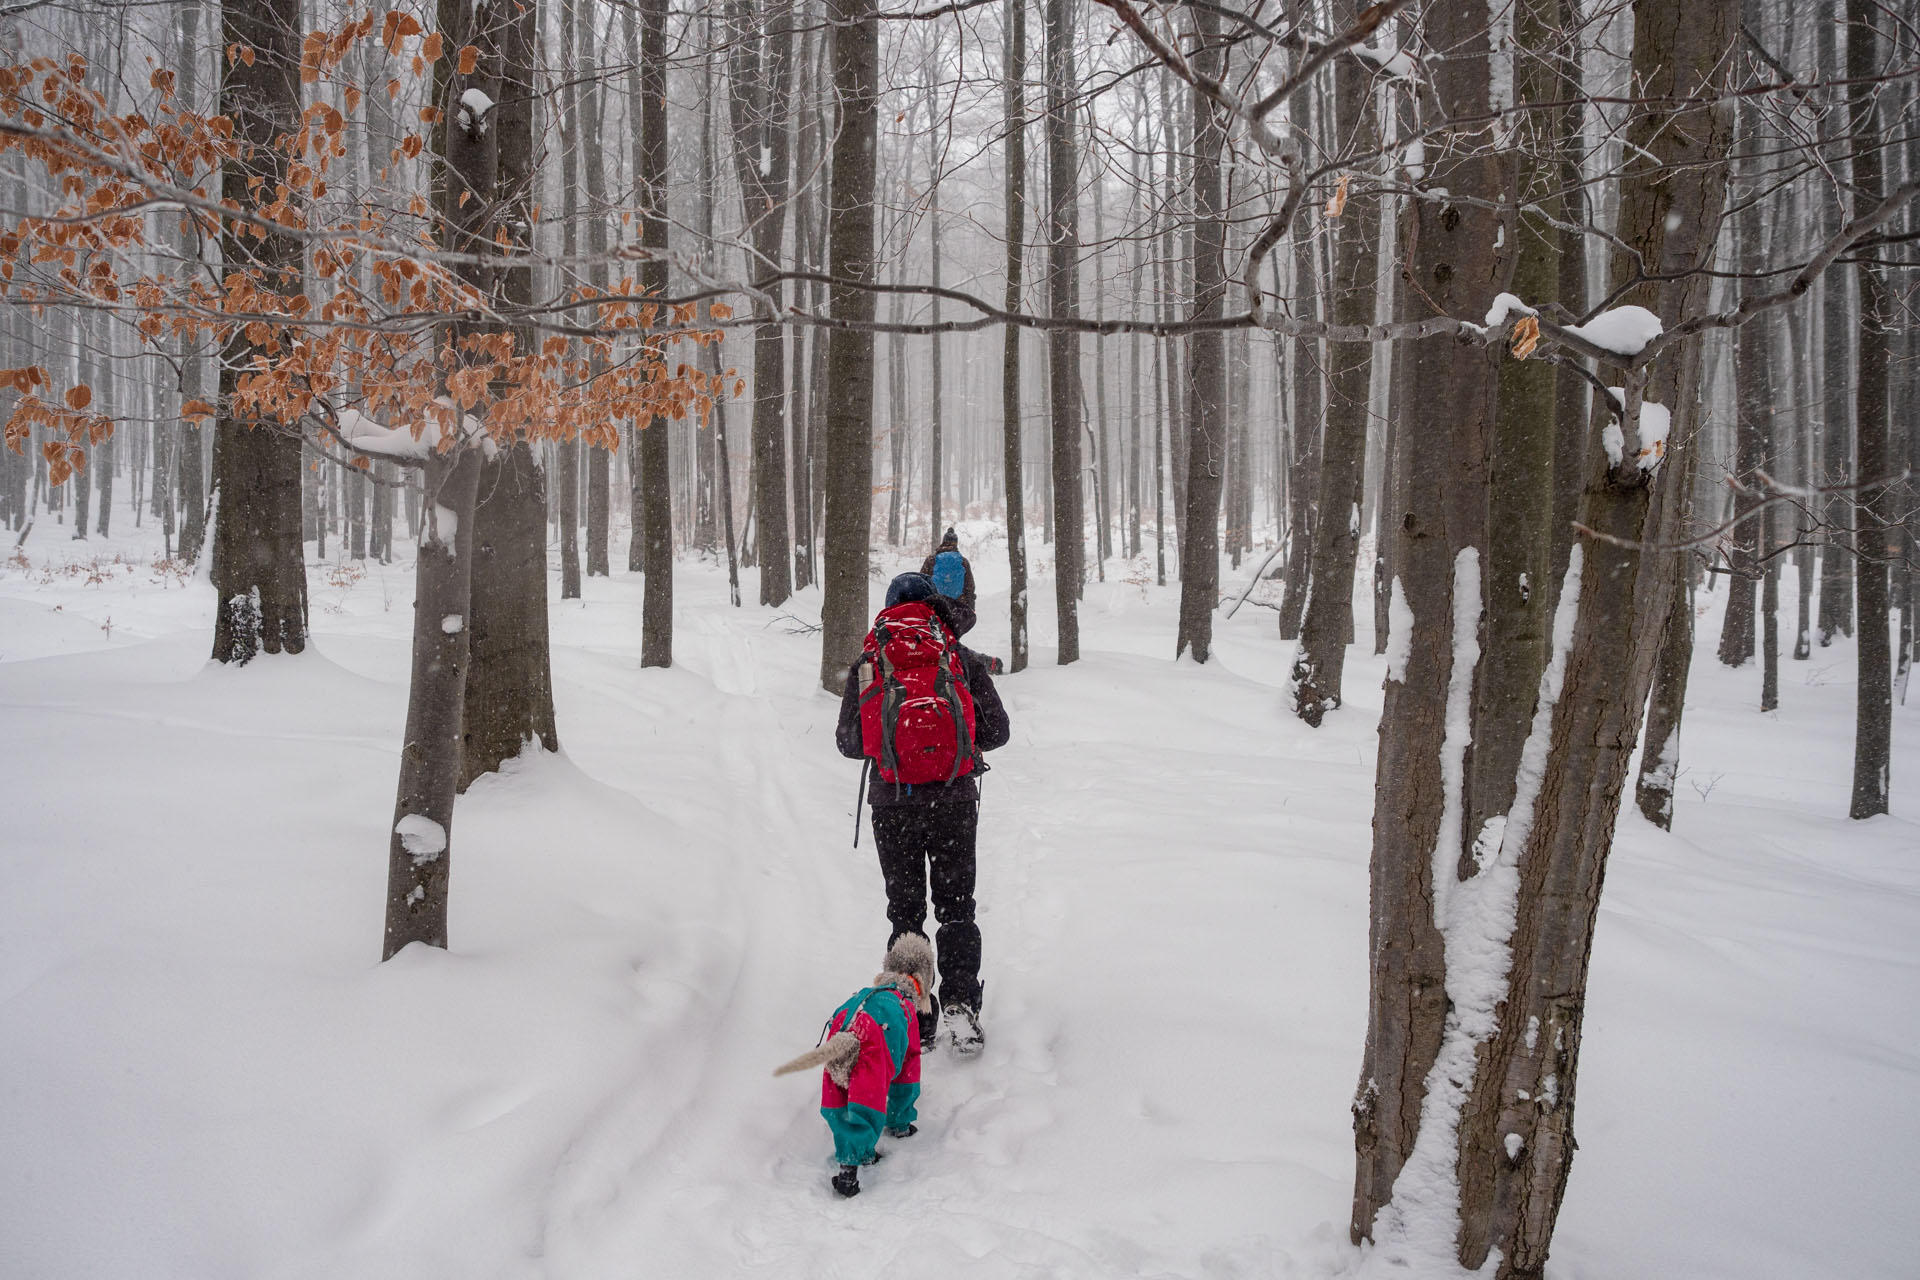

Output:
xmin=1360 ymin=548 xmax=1488 ymax=1274
xmin=1402 ymin=137 xmax=1426 ymax=181
xmin=394 ymin=814 xmax=447 ymax=861
xmin=1565 ymin=304 xmax=1665 ymax=356
xmin=431 ymin=503 xmax=458 ymax=544
xmin=1601 ymin=390 xmax=1671 ymax=471
xmin=1484 ymin=292 xmax=1536 ymax=328
xmin=1354 ymin=33 xmax=1416 ymax=80
xmin=1505 ymin=1133 xmax=1523 ymax=1161
xmin=1384 ymin=576 xmax=1412 ymax=683
xmin=456 ymin=89 xmax=494 ymax=138
xmin=2 ymin=496 xmax=1917 ymax=1280
xmin=1603 ymin=420 xmax=1626 ymax=467
xmin=333 ymin=407 xmax=437 ymax=461
xmin=1638 ymin=400 xmax=1673 ymax=471
xmin=1495 ymin=544 xmax=1584 ymax=874
xmin=441 ymin=614 xmax=464 ymax=635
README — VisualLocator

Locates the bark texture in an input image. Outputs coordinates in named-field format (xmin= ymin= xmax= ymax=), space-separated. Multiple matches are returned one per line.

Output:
xmin=384 ymin=1 xmax=502 ymax=956
xmin=817 ymin=0 xmax=878 ymax=691
xmin=209 ymin=0 xmax=306 ymax=664
xmin=1044 ymin=0 xmax=1082 ymax=664
xmin=1456 ymin=4 xmax=1736 ymax=1271
xmin=460 ymin=0 xmax=556 ymax=791
xmin=1848 ymin=0 xmax=1892 ymax=818
xmin=1174 ymin=3 xmax=1227 ymax=663
xmin=1352 ymin=0 xmax=1512 ymax=1247
xmin=1291 ymin=17 xmax=1377 ymax=716
xmin=1002 ymin=0 xmax=1030 ymax=673
xmin=638 ymin=0 xmax=673 ymax=668
xmin=729 ymin=0 xmax=797 ymax=607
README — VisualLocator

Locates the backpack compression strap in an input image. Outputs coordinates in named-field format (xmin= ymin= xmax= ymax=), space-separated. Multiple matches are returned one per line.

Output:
xmin=931 ymin=655 xmax=976 ymax=782
xmin=873 ymin=622 xmax=904 ymax=780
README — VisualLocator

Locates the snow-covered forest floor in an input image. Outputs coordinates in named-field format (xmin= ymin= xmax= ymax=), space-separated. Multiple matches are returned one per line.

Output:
xmin=2 ymin=504 xmax=1916 ymax=1280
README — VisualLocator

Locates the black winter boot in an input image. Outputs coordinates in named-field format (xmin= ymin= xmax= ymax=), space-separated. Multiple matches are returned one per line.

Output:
xmin=917 ymin=1006 xmax=938 ymax=1045
xmin=831 ymin=1166 xmax=860 ymax=1197
xmin=886 ymin=1123 xmax=918 ymax=1139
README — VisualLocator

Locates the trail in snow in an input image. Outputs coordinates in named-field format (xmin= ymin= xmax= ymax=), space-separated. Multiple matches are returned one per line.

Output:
xmin=0 ymin=509 xmax=1916 ymax=1280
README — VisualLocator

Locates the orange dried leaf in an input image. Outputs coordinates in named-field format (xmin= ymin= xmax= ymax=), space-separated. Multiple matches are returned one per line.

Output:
xmin=1510 ymin=314 xmax=1540 ymax=359
xmin=65 ymin=383 xmax=91 ymax=410
xmin=457 ymin=45 xmax=479 ymax=74
xmin=1324 ymin=172 xmax=1350 ymax=219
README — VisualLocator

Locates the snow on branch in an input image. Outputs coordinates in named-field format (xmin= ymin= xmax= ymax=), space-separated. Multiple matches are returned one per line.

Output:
xmin=1562 ymin=306 xmax=1663 ymax=357
xmin=1600 ymin=389 xmax=1671 ymax=472
xmin=319 ymin=402 xmax=497 ymax=466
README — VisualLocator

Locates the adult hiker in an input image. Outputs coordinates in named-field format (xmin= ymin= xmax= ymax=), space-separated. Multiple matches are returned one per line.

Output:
xmin=921 ymin=527 xmax=977 ymax=635
xmin=837 ymin=571 xmax=1010 ymax=1054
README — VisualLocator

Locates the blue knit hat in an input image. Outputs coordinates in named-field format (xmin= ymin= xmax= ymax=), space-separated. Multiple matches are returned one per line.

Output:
xmin=885 ymin=572 xmax=938 ymax=608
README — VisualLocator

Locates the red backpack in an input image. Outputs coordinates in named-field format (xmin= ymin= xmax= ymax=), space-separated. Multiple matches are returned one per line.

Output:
xmin=858 ymin=602 xmax=981 ymax=785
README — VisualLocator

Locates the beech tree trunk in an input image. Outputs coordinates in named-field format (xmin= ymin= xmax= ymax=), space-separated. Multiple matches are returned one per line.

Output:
xmin=1465 ymin=0 xmax=1567 ymax=826
xmin=1816 ymin=10 xmax=1854 ymax=644
xmin=1352 ymin=6 xmax=1737 ymax=1275
xmin=580 ymin=9 xmax=611 ymax=580
xmin=1291 ymin=16 xmax=1377 ymax=718
xmin=1174 ymin=3 xmax=1226 ymax=663
xmin=728 ymin=0 xmax=797 ymax=608
xmin=817 ymin=0 xmax=878 ymax=691
xmin=383 ymin=0 xmax=503 ymax=958
xmin=1278 ymin=206 xmax=1321 ymax=643
xmin=1002 ymin=0 xmax=1030 ymax=673
xmin=638 ymin=0 xmax=673 ymax=668
xmin=1718 ymin=94 xmax=1770 ymax=668
xmin=1635 ymin=562 xmax=1694 ymax=828
xmin=1848 ymin=0 xmax=1892 ymax=818
xmin=461 ymin=0 xmax=556 ymax=791
xmin=1353 ymin=0 xmax=1513 ymax=1243
xmin=171 ymin=0 xmax=208 ymax=564
xmin=210 ymin=0 xmax=306 ymax=664
xmin=1043 ymin=0 xmax=1081 ymax=663
xmin=556 ymin=13 xmax=582 ymax=603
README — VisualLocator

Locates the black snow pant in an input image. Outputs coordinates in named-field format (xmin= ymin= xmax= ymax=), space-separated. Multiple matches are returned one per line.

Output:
xmin=872 ymin=801 xmax=982 ymax=1014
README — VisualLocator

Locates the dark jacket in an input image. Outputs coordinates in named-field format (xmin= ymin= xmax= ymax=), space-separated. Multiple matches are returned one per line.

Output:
xmin=920 ymin=550 xmax=977 ymax=636
xmin=838 ymin=598 xmax=1010 ymax=807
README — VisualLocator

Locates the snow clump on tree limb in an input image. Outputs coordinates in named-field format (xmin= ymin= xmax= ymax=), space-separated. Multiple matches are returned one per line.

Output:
xmin=1483 ymin=292 xmax=1537 ymax=328
xmin=1564 ymin=304 xmax=1663 ymax=356
xmin=457 ymin=88 xmax=494 ymax=136
xmin=394 ymin=815 xmax=447 ymax=863
xmin=1602 ymin=389 xmax=1672 ymax=472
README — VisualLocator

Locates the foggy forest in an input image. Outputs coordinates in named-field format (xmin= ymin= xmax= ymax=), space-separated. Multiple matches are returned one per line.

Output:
xmin=1 ymin=0 xmax=1915 ymax=1276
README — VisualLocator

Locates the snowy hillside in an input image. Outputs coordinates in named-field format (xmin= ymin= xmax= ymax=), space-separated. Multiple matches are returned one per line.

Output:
xmin=2 ymin=513 xmax=1915 ymax=1280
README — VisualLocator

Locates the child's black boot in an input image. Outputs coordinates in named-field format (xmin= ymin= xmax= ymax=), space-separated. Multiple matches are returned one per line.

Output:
xmin=831 ymin=1165 xmax=860 ymax=1197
